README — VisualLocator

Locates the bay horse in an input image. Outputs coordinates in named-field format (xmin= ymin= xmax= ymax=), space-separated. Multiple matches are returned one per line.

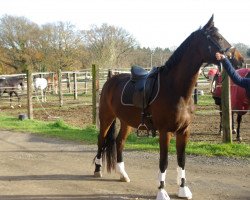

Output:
xmin=47 ymin=73 xmax=58 ymax=94
xmin=0 ymin=76 xmax=25 ymax=108
xmin=93 ymin=16 xmax=235 ymax=200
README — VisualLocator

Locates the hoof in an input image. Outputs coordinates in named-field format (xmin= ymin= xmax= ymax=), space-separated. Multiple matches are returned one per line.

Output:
xmin=120 ymin=176 xmax=130 ymax=182
xmin=236 ymin=137 xmax=242 ymax=143
xmin=232 ymin=129 xmax=237 ymax=134
xmin=94 ymin=171 xmax=102 ymax=178
xmin=156 ymin=189 xmax=170 ymax=200
xmin=178 ymin=186 xmax=192 ymax=199
xmin=219 ymin=130 xmax=223 ymax=136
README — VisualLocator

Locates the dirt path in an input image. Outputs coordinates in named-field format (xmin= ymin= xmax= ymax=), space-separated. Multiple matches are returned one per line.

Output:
xmin=0 ymin=130 xmax=249 ymax=200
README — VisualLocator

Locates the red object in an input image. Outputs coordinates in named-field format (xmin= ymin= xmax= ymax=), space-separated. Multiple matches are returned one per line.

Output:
xmin=212 ymin=68 xmax=250 ymax=113
xmin=208 ymin=68 xmax=217 ymax=80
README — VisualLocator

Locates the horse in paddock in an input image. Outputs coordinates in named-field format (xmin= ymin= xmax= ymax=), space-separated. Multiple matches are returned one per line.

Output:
xmin=93 ymin=16 xmax=237 ymax=200
xmin=34 ymin=77 xmax=48 ymax=102
xmin=46 ymin=74 xmax=58 ymax=94
xmin=0 ymin=76 xmax=25 ymax=108
xmin=212 ymin=66 xmax=250 ymax=142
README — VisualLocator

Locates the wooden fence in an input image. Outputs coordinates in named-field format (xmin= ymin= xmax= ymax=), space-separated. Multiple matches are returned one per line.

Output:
xmin=1 ymin=66 xmax=248 ymax=143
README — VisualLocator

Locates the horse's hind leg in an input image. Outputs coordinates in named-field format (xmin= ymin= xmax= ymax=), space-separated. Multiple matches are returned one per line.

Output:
xmin=116 ymin=120 xmax=131 ymax=182
xmin=176 ymin=130 xmax=192 ymax=199
xmin=94 ymin=114 xmax=115 ymax=178
xmin=236 ymin=114 xmax=242 ymax=142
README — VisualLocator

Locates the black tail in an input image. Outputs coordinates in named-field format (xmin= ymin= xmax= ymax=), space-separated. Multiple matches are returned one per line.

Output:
xmin=102 ymin=120 xmax=117 ymax=173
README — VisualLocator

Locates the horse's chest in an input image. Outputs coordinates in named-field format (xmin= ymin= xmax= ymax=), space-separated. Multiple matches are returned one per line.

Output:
xmin=152 ymin=97 xmax=193 ymax=131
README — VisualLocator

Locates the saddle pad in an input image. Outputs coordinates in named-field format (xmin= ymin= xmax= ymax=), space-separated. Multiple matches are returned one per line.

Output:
xmin=121 ymin=73 xmax=160 ymax=107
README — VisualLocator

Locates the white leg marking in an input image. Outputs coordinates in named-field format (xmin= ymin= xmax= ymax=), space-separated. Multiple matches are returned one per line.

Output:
xmin=156 ymin=170 xmax=170 ymax=200
xmin=116 ymin=162 xmax=130 ymax=182
xmin=156 ymin=189 xmax=170 ymax=200
xmin=177 ymin=167 xmax=192 ymax=199
xmin=95 ymin=158 xmax=102 ymax=166
xmin=177 ymin=166 xmax=185 ymax=185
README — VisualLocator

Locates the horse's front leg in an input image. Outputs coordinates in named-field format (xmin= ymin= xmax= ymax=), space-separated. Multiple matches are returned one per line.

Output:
xmin=116 ymin=121 xmax=131 ymax=182
xmin=176 ymin=130 xmax=192 ymax=199
xmin=13 ymin=91 xmax=21 ymax=108
xmin=232 ymin=112 xmax=237 ymax=135
xmin=236 ymin=114 xmax=242 ymax=142
xmin=9 ymin=91 xmax=14 ymax=109
xmin=156 ymin=132 xmax=172 ymax=200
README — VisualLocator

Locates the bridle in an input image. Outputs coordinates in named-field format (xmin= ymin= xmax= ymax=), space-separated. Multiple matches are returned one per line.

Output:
xmin=201 ymin=29 xmax=232 ymax=57
xmin=201 ymin=29 xmax=235 ymax=83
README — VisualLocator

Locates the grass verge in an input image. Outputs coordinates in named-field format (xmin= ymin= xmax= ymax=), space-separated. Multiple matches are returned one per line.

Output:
xmin=0 ymin=115 xmax=249 ymax=158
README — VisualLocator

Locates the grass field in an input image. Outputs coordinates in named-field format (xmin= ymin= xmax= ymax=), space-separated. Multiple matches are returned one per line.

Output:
xmin=0 ymin=114 xmax=249 ymax=158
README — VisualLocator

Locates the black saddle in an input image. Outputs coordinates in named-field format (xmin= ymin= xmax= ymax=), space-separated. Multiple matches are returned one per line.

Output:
xmin=122 ymin=65 xmax=160 ymax=109
xmin=121 ymin=65 xmax=160 ymax=137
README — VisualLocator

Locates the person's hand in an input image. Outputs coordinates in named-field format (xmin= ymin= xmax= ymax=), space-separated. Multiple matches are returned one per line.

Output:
xmin=215 ymin=52 xmax=225 ymax=61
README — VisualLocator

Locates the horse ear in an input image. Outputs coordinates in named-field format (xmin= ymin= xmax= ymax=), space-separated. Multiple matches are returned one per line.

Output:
xmin=202 ymin=14 xmax=214 ymax=30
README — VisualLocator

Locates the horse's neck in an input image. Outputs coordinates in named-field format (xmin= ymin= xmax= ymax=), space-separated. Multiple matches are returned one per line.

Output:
xmin=162 ymin=53 xmax=202 ymax=99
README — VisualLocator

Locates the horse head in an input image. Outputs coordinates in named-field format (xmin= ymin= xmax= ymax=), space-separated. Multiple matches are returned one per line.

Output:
xmin=226 ymin=47 xmax=244 ymax=68
xmin=197 ymin=15 xmax=239 ymax=65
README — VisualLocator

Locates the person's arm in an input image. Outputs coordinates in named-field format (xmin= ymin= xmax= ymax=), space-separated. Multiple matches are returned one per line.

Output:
xmin=221 ymin=57 xmax=245 ymax=87
xmin=215 ymin=53 xmax=250 ymax=91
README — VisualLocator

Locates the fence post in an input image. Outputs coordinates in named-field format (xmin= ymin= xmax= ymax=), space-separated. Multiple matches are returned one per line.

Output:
xmin=92 ymin=64 xmax=99 ymax=127
xmin=26 ymin=69 xmax=33 ymax=119
xmin=84 ymin=72 xmax=88 ymax=94
xmin=221 ymin=65 xmax=232 ymax=143
xmin=73 ymin=72 xmax=78 ymax=100
xmin=58 ymin=69 xmax=63 ymax=107
xmin=67 ymin=73 xmax=71 ymax=93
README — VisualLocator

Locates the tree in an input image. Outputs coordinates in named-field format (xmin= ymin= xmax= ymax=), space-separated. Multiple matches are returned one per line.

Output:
xmin=83 ymin=23 xmax=137 ymax=68
xmin=39 ymin=21 xmax=83 ymax=71
xmin=233 ymin=43 xmax=249 ymax=57
xmin=0 ymin=15 xmax=41 ymax=72
xmin=247 ymin=48 xmax=250 ymax=58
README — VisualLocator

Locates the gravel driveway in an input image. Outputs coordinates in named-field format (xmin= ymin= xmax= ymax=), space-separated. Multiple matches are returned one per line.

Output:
xmin=0 ymin=130 xmax=249 ymax=200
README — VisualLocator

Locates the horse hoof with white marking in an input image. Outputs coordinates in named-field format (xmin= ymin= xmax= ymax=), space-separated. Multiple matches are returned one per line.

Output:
xmin=156 ymin=189 xmax=170 ymax=200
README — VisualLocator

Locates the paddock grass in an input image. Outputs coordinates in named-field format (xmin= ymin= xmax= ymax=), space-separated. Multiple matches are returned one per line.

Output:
xmin=0 ymin=115 xmax=249 ymax=158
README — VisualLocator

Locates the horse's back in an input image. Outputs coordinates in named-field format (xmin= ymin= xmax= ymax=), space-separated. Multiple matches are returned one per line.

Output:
xmin=213 ymin=68 xmax=250 ymax=112
xmin=102 ymin=73 xmax=130 ymax=92
xmin=99 ymin=73 xmax=131 ymax=113
xmin=34 ymin=78 xmax=48 ymax=90
xmin=231 ymin=68 xmax=250 ymax=112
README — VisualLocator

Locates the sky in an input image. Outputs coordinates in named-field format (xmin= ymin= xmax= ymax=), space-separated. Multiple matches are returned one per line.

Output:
xmin=0 ymin=0 xmax=249 ymax=49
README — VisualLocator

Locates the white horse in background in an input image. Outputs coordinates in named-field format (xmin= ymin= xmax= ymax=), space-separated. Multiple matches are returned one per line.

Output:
xmin=34 ymin=78 xmax=48 ymax=102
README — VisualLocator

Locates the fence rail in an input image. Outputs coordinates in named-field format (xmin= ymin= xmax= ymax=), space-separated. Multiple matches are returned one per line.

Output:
xmin=0 ymin=67 xmax=249 ymax=143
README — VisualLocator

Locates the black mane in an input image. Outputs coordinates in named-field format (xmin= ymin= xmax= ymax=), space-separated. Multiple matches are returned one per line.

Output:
xmin=162 ymin=29 xmax=201 ymax=71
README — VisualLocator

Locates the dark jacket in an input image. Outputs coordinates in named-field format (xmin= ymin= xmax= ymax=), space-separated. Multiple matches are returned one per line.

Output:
xmin=222 ymin=57 xmax=250 ymax=93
